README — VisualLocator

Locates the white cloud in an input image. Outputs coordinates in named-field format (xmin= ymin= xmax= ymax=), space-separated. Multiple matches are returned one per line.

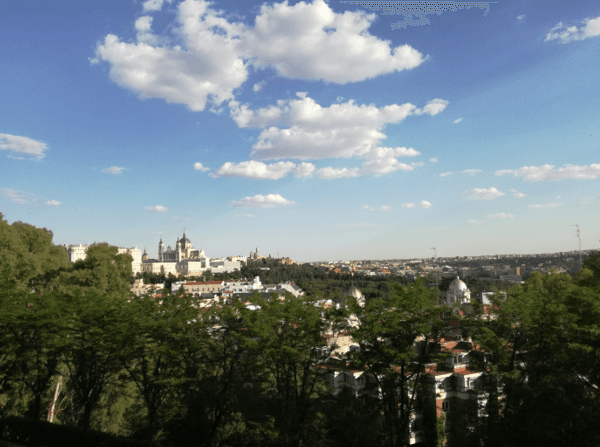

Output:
xmin=146 ymin=205 xmax=167 ymax=212
xmin=413 ymin=99 xmax=449 ymax=116
xmin=93 ymin=0 xmax=426 ymax=112
xmin=230 ymin=93 xmax=433 ymax=160
xmin=429 ymin=157 xmax=438 ymax=163
xmin=402 ymin=203 xmax=416 ymax=209
xmin=194 ymin=162 xmax=210 ymax=171
xmin=488 ymin=213 xmax=514 ymax=219
xmin=440 ymin=171 xmax=453 ymax=177
xmin=517 ymin=15 xmax=525 ymax=21
xmin=0 ymin=188 xmax=30 ymax=204
xmin=509 ymin=189 xmax=526 ymax=198
xmin=411 ymin=162 xmax=424 ymax=167
xmin=466 ymin=187 xmax=504 ymax=200
xmin=45 ymin=200 xmax=61 ymax=206
xmin=235 ymin=213 xmax=254 ymax=218
xmin=468 ymin=220 xmax=481 ymax=224
xmin=495 ymin=163 xmax=600 ymax=181
xmin=239 ymin=0 xmax=425 ymax=84
xmin=92 ymin=1 xmax=247 ymax=112
xmin=252 ymin=81 xmax=266 ymax=92
xmin=135 ymin=16 xmax=153 ymax=33
xmin=294 ymin=162 xmax=316 ymax=178
xmin=102 ymin=166 xmax=126 ymax=175
xmin=142 ymin=0 xmax=172 ymax=12
xmin=0 ymin=133 xmax=48 ymax=160
xmin=545 ymin=15 xmax=600 ymax=43
xmin=461 ymin=169 xmax=481 ymax=175
xmin=212 ymin=160 xmax=297 ymax=180
xmin=419 ymin=200 xmax=432 ymax=209
xmin=317 ymin=167 xmax=361 ymax=179
xmin=453 ymin=117 xmax=463 ymax=124
xmin=528 ymin=203 xmax=562 ymax=209
xmin=230 ymin=193 xmax=294 ymax=208
xmin=363 ymin=205 xmax=391 ymax=212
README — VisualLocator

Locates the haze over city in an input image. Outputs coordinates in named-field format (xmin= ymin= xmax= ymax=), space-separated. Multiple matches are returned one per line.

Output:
xmin=1 ymin=0 xmax=599 ymax=261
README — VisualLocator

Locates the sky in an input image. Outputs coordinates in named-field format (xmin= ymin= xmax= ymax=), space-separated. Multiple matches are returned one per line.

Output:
xmin=1 ymin=0 xmax=599 ymax=262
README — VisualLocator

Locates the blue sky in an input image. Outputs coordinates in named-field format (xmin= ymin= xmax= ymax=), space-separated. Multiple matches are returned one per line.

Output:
xmin=1 ymin=0 xmax=599 ymax=262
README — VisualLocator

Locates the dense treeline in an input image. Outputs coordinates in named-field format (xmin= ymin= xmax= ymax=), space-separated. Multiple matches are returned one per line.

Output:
xmin=1 ymin=214 xmax=600 ymax=446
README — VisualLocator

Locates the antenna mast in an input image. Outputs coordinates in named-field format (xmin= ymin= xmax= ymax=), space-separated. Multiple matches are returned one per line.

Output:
xmin=430 ymin=247 xmax=439 ymax=301
xmin=573 ymin=224 xmax=581 ymax=271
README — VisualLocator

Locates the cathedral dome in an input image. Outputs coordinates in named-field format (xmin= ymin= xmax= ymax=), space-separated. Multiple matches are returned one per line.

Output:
xmin=448 ymin=276 xmax=468 ymax=293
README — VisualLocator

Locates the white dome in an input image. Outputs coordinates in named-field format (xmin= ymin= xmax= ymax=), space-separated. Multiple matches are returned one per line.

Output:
xmin=448 ymin=276 xmax=468 ymax=293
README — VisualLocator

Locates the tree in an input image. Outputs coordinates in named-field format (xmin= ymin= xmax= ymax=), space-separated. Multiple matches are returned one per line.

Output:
xmin=0 ymin=215 xmax=69 ymax=420
xmin=349 ymin=280 xmax=444 ymax=447
xmin=467 ymin=271 xmax=600 ymax=446
xmin=238 ymin=293 xmax=337 ymax=447
xmin=53 ymin=243 xmax=133 ymax=432
xmin=117 ymin=294 xmax=181 ymax=445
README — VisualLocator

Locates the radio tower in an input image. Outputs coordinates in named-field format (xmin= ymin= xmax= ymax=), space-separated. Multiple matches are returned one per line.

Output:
xmin=430 ymin=247 xmax=439 ymax=301
xmin=573 ymin=225 xmax=582 ymax=271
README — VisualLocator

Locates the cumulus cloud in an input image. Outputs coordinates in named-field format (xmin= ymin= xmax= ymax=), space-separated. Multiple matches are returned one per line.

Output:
xmin=495 ymin=163 xmax=600 ymax=181
xmin=210 ymin=160 xmax=316 ymax=179
xmin=363 ymin=205 xmax=391 ymax=211
xmin=488 ymin=213 xmax=514 ymax=219
xmin=239 ymin=0 xmax=425 ymax=83
xmin=440 ymin=172 xmax=453 ymax=177
xmin=509 ymin=189 xmax=526 ymax=198
xmin=92 ymin=0 xmax=426 ymax=112
xmin=294 ymin=162 xmax=316 ymax=178
xmin=466 ymin=187 xmax=504 ymax=200
xmin=419 ymin=200 xmax=432 ymax=209
xmin=252 ymin=81 xmax=266 ymax=92
xmin=0 ymin=188 xmax=30 ymax=204
xmin=413 ymin=99 xmax=449 ymax=116
xmin=317 ymin=167 xmax=361 ymax=179
xmin=0 ymin=133 xmax=48 ymax=160
xmin=461 ymin=169 xmax=481 ymax=175
xmin=453 ymin=117 xmax=463 ymax=124
xmin=142 ymin=0 xmax=172 ymax=12
xmin=528 ymin=203 xmax=562 ymax=209
xmin=429 ymin=157 xmax=438 ymax=163
xmin=212 ymin=160 xmax=297 ymax=180
xmin=45 ymin=200 xmax=61 ymax=206
xmin=230 ymin=193 xmax=294 ymax=208
xmin=146 ymin=205 xmax=167 ymax=212
xmin=194 ymin=162 xmax=210 ymax=171
xmin=230 ymin=93 xmax=433 ymax=160
xmin=102 ymin=166 xmax=126 ymax=175
xmin=545 ymin=15 xmax=600 ymax=43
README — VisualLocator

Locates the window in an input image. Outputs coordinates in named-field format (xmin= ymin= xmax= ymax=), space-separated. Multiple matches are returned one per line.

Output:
xmin=466 ymin=378 xmax=471 ymax=389
xmin=442 ymin=400 xmax=449 ymax=411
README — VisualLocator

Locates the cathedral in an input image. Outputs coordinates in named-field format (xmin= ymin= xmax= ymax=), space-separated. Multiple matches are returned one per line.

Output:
xmin=158 ymin=232 xmax=207 ymax=263
xmin=445 ymin=276 xmax=471 ymax=305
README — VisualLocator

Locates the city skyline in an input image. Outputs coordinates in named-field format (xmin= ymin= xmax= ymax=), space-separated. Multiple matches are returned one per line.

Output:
xmin=1 ymin=0 xmax=599 ymax=262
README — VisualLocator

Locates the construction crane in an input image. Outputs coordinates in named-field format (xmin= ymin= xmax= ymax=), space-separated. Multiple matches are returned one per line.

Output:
xmin=430 ymin=247 xmax=437 ymax=259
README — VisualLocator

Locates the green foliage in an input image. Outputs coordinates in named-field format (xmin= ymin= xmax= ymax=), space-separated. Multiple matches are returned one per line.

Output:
xmin=350 ymin=280 xmax=444 ymax=447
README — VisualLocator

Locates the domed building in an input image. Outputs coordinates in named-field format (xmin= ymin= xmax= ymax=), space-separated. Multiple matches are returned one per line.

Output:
xmin=445 ymin=276 xmax=471 ymax=305
xmin=158 ymin=232 xmax=207 ymax=263
xmin=344 ymin=285 xmax=365 ymax=307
